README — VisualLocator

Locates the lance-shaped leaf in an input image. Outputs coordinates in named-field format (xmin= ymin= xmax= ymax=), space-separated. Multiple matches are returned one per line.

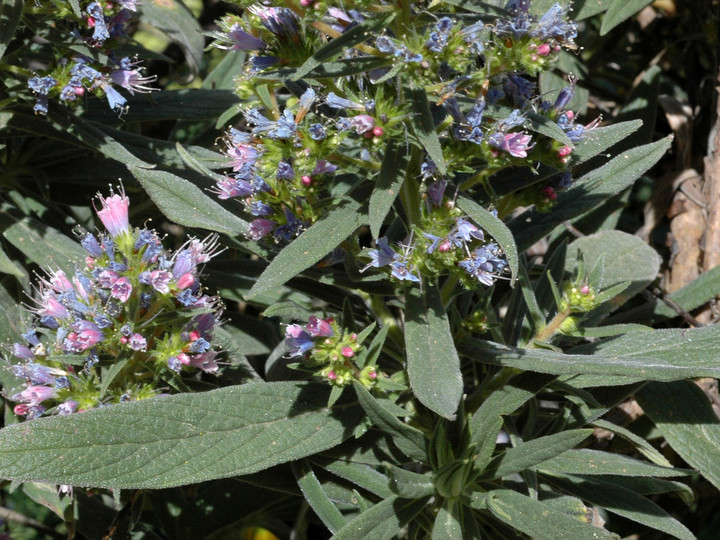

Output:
xmin=387 ymin=464 xmax=435 ymax=499
xmin=601 ymin=0 xmax=654 ymax=35
xmin=139 ymin=0 xmax=204 ymax=76
xmin=539 ymin=449 xmax=689 ymax=477
xmin=0 ymin=382 xmax=363 ymax=489
xmin=246 ymin=196 xmax=365 ymax=299
xmin=369 ymin=143 xmax=410 ymax=238
xmin=291 ymin=460 xmax=346 ymax=533
xmin=548 ymin=475 xmax=694 ymax=540
xmin=510 ymin=136 xmax=671 ymax=252
xmin=462 ymin=325 xmax=720 ymax=383
xmin=486 ymin=489 xmax=615 ymax=540
xmin=354 ymin=383 xmax=427 ymax=462
xmin=332 ymin=495 xmax=430 ymax=540
xmin=637 ymin=381 xmax=720 ymax=492
xmin=408 ymin=87 xmax=447 ymax=175
xmin=3 ymin=217 xmax=86 ymax=277
xmin=457 ymin=195 xmax=518 ymax=285
xmin=470 ymin=372 xmax=556 ymax=468
xmin=129 ymin=165 xmax=248 ymax=237
xmin=483 ymin=429 xmax=593 ymax=480
xmin=405 ymin=286 xmax=463 ymax=419
xmin=0 ymin=0 xmax=22 ymax=60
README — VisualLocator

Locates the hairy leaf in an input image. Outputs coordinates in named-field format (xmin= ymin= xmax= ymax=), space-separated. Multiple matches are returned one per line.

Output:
xmin=0 ymin=382 xmax=362 ymax=489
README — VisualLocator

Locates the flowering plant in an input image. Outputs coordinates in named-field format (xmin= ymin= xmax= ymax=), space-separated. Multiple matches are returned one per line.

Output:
xmin=1 ymin=0 xmax=720 ymax=539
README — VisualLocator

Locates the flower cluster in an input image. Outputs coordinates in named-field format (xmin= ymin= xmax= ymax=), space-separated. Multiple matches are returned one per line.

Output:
xmin=285 ymin=316 xmax=376 ymax=388
xmin=363 ymin=180 xmax=508 ymax=288
xmin=26 ymin=2 xmax=155 ymax=115
xmin=5 ymin=187 xmax=223 ymax=419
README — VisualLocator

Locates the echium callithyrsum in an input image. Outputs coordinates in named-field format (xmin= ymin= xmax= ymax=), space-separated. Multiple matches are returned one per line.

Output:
xmin=5 ymin=186 xmax=224 ymax=420
xmin=285 ymin=316 xmax=377 ymax=388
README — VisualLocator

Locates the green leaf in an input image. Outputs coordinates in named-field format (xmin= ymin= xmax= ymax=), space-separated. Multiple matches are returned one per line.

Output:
xmin=457 ymin=195 xmax=519 ymax=285
xmin=353 ymin=383 xmax=427 ymax=462
xmin=128 ymin=166 xmax=248 ymax=237
xmin=485 ymin=429 xmax=593 ymax=480
xmin=0 ymin=243 xmax=24 ymax=277
xmin=591 ymin=418 xmax=672 ymax=467
xmin=405 ymin=285 xmax=463 ymax=419
xmin=408 ymin=87 xmax=447 ymax=175
xmin=549 ymin=475 xmax=695 ymax=540
xmin=601 ymin=0 xmax=654 ymax=35
xmin=0 ymin=382 xmax=362 ymax=489
xmin=637 ymin=381 xmax=720 ymax=492
xmin=291 ymin=460 xmax=346 ymax=533
xmin=574 ymin=0 xmax=613 ymax=19
xmin=469 ymin=372 xmax=556 ymax=468
xmin=565 ymin=230 xmax=661 ymax=313
xmin=511 ymin=136 xmax=672 ymax=252
xmin=485 ymin=489 xmax=615 ymax=540
xmin=139 ymin=0 xmax=204 ymax=76
xmin=331 ymin=495 xmax=430 ymax=540
xmin=432 ymin=500 xmax=464 ymax=540
xmin=246 ymin=196 xmax=365 ymax=300
xmin=462 ymin=325 xmax=720 ymax=383
xmin=539 ymin=449 xmax=689 ymax=477
xmin=3 ymin=217 xmax=87 ymax=276
xmin=387 ymin=465 xmax=435 ymax=499
xmin=312 ymin=456 xmax=394 ymax=498
xmin=175 ymin=142 xmax=225 ymax=182
xmin=0 ymin=0 xmax=22 ymax=60
xmin=369 ymin=143 xmax=410 ymax=238
xmin=84 ymin=90 xmax=241 ymax=124
xmin=292 ymin=14 xmax=393 ymax=81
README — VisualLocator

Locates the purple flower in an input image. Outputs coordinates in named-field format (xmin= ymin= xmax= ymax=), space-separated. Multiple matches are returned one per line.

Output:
xmin=189 ymin=351 xmax=220 ymax=373
xmin=12 ymin=385 xmax=57 ymax=407
xmin=362 ymin=237 xmax=397 ymax=271
xmin=459 ymin=243 xmax=507 ymax=285
xmin=249 ymin=219 xmax=276 ymax=240
xmin=390 ymin=261 xmax=421 ymax=282
xmin=277 ymin=160 xmax=295 ymax=180
xmin=226 ymin=143 xmax=260 ymax=171
xmin=376 ymin=36 xmax=398 ymax=54
xmin=306 ymin=316 xmax=333 ymax=337
xmin=427 ymin=180 xmax=447 ymax=207
xmin=488 ymin=132 xmax=534 ymax=158
xmin=530 ymin=3 xmax=577 ymax=42
xmin=226 ymin=24 xmax=266 ymax=50
xmin=452 ymin=218 xmax=485 ymax=244
xmin=503 ymin=74 xmax=534 ymax=108
xmin=111 ymin=277 xmax=133 ymax=302
xmin=350 ymin=114 xmax=375 ymax=134
xmin=312 ymin=160 xmax=337 ymax=175
xmin=212 ymin=177 xmax=254 ymax=199
xmin=285 ymin=324 xmax=314 ymax=357
xmin=249 ymin=6 xmax=299 ymax=40
xmin=94 ymin=186 xmax=130 ymax=236
xmin=56 ymin=400 xmax=79 ymax=415
xmin=87 ymin=2 xmax=110 ymax=42
xmin=325 ymin=92 xmax=364 ymax=110
xmin=128 ymin=333 xmax=147 ymax=351
xmin=64 ymin=320 xmax=105 ymax=352
xmin=110 ymin=58 xmax=156 ymax=95
xmin=309 ymin=123 xmax=326 ymax=140
xmin=12 ymin=343 xmax=34 ymax=360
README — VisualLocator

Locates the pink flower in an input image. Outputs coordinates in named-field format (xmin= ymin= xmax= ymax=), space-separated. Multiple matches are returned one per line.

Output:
xmin=128 ymin=333 xmax=147 ymax=351
xmin=189 ymin=351 xmax=220 ymax=373
xmin=94 ymin=186 xmax=130 ymax=237
xmin=306 ymin=316 xmax=333 ymax=337
xmin=111 ymin=277 xmax=133 ymax=302
xmin=12 ymin=385 xmax=57 ymax=406
xmin=63 ymin=321 xmax=104 ymax=352
xmin=488 ymin=132 xmax=534 ymax=158
xmin=341 ymin=347 xmax=355 ymax=358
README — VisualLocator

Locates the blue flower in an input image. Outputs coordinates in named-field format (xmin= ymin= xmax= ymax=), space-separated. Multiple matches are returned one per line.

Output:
xmin=362 ymin=237 xmax=397 ymax=271
xmin=285 ymin=324 xmax=314 ymax=357
xmin=309 ymin=123 xmax=326 ymax=140
xmin=530 ymin=3 xmax=577 ymax=42
xmin=87 ymin=2 xmax=110 ymax=42
xmin=326 ymin=92 xmax=365 ymax=110
xmin=459 ymin=244 xmax=507 ymax=285
xmin=390 ymin=261 xmax=421 ymax=282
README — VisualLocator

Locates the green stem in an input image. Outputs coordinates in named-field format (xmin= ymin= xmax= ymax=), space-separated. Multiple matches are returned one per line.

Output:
xmin=398 ymin=146 xmax=423 ymax=228
xmin=530 ymin=307 xmax=571 ymax=346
